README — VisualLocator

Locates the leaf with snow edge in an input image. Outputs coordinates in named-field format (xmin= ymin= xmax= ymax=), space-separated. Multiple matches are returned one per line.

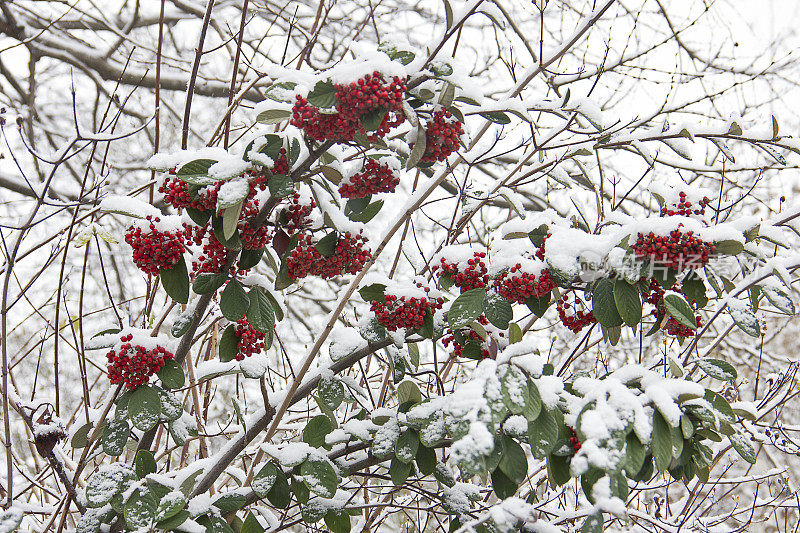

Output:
xmin=663 ymin=293 xmax=696 ymax=329
xmin=86 ymin=465 xmax=131 ymax=507
xmin=213 ymin=492 xmax=248 ymax=512
xmin=318 ymin=376 xmax=344 ymax=410
xmin=256 ymin=108 xmax=292 ymax=124
xmin=264 ymin=467 xmax=290 ymax=509
xmin=419 ymin=412 xmax=447 ymax=447
xmin=408 ymin=342 xmax=420 ymax=369
xmin=129 ymin=385 xmax=162 ymax=432
xmin=299 ymin=457 xmax=338 ymax=497
xmin=306 ymin=80 xmax=337 ymax=108
xmin=592 ymin=278 xmax=623 ymax=328
xmin=528 ymin=408 xmax=558 ymax=459
xmin=729 ymin=304 xmax=760 ymax=337
xmin=448 ymin=288 xmax=486 ymax=330
xmin=157 ymin=360 xmax=185 ymax=389
xmin=613 ymin=278 xmax=642 ymax=327
xmin=174 ymin=159 xmax=217 ymax=184
xmin=522 ymin=380 xmax=542 ymax=421
xmin=697 ymin=358 xmax=737 ymax=381
xmin=71 ymin=421 xmax=93 ymax=449
xmin=252 ymin=462 xmax=280 ymax=498
xmin=395 ymin=430 xmax=420 ymax=464
xmin=192 ymin=272 xmax=227 ymax=296
xmin=153 ymin=491 xmax=186 ymax=523
xmin=268 ymin=173 xmax=294 ymax=199
xmin=625 ymin=433 xmax=646 ymax=476
xmin=581 ymin=512 xmax=604 ymax=533
xmin=220 ymin=278 xmax=250 ymax=322
xmin=160 ymin=257 xmax=189 ymax=305
xmin=315 ymin=231 xmax=339 ymax=258
xmin=389 ymin=456 xmax=413 ymax=485
xmin=500 ymin=365 xmax=528 ymax=415
xmin=485 ymin=291 xmax=513 ymax=329
xmin=763 ymin=286 xmax=795 ymax=314
xmin=406 ymin=124 xmax=427 ymax=170
xmin=222 ymin=201 xmax=244 ymax=241
xmin=729 ymin=430 xmax=757 ymax=463
xmin=652 ymin=411 xmax=673 ymax=471
xmin=347 ymin=199 xmax=383 ymax=223
xmin=124 ymin=487 xmax=157 ymax=529
xmin=480 ymin=111 xmax=511 ymax=125
xmin=303 ymin=415 xmax=334 ymax=450
xmin=102 ymin=419 xmax=129 ymax=456
xmin=219 ymin=324 xmax=239 ymax=362
xmin=398 ymin=380 xmax=422 ymax=406
xmin=681 ymin=276 xmax=708 ymax=308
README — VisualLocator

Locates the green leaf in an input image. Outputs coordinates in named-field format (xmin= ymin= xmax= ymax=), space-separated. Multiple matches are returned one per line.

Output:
xmin=129 ymin=385 xmax=162 ymax=432
xmin=71 ymin=421 xmax=93 ymax=449
xmin=221 ymin=202 xmax=243 ymax=242
xmin=729 ymin=430 xmax=757 ymax=464
xmin=624 ymin=433 xmax=645 ymax=476
xmin=241 ymin=512 xmax=265 ymax=533
xmin=407 ymin=125 xmax=427 ymax=169
xmin=246 ymin=286 xmax=275 ymax=334
xmin=315 ymin=231 xmax=339 ymax=258
xmin=682 ymin=277 xmax=708 ymax=308
xmin=581 ymin=512 xmax=604 ymax=533
xmin=213 ymin=492 xmax=247 ymax=513
xmin=613 ymin=279 xmax=642 ymax=327
xmin=219 ymin=324 xmax=239 ymax=362
xmin=547 ymin=454 xmax=571 ymax=488
xmin=124 ymin=487 xmax=157 ymax=529
xmin=157 ymin=360 xmax=185 ymax=389
xmin=252 ymin=462 xmax=280 ymax=498
xmin=499 ymin=436 xmax=528 ymax=484
xmin=238 ymin=248 xmax=264 ymax=271
xmin=306 ymin=80 xmax=337 ymax=108
xmin=256 ymin=108 xmax=292 ymax=124
xmin=135 ymin=449 xmax=157 ymax=479
xmin=268 ymin=174 xmax=294 ymax=199
xmin=763 ymin=286 xmax=795 ymax=314
xmin=220 ymin=278 xmax=250 ymax=322
xmin=500 ymin=365 xmax=529 ymax=415
xmin=484 ymin=292 xmax=513 ymax=329
xmin=186 ymin=207 xmax=211 ymax=225
xmin=652 ymin=411 xmax=673 ymax=471
xmin=697 ymin=358 xmax=737 ymax=381
xmin=528 ymin=408 xmax=558 ymax=458
xmin=448 ymin=288 xmax=487 ymax=330
xmin=102 ymin=419 xmax=129 ymax=456
xmin=389 ymin=456 xmax=413 ymax=486
xmin=526 ymin=294 xmax=551 ymax=317
xmin=324 ymin=511 xmax=351 ymax=533
xmin=193 ymin=272 xmax=228 ymax=294
xmin=157 ymin=510 xmax=189 ymax=530
xmin=398 ymin=380 xmax=422 ymax=406
xmin=522 ymin=380 xmax=542 ymax=421
xmin=415 ymin=445 xmax=437 ymax=476
xmin=347 ymin=200 xmax=383 ymax=223
xmin=300 ymin=457 xmax=338 ymax=497
xmin=303 ymin=415 xmax=334 ymax=449
xmin=491 ymin=467 xmax=518 ymax=499
xmin=266 ymin=468 xmax=290 ymax=508
xmin=729 ymin=304 xmax=761 ymax=337
xmin=395 ymin=430 xmax=420 ymax=464
xmin=715 ymin=240 xmax=744 ymax=256
xmin=176 ymin=159 xmax=216 ymax=179
xmin=360 ymin=107 xmax=388 ymax=132
xmin=160 ymin=256 xmax=189 ymax=304
xmin=509 ymin=323 xmax=523 ymax=344
xmin=479 ymin=111 xmax=511 ymax=125
xmin=318 ymin=376 xmax=344 ymax=410
xmin=592 ymin=278 xmax=623 ymax=328
xmin=663 ymin=293 xmax=697 ymax=329
xmin=359 ymin=283 xmax=387 ymax=303
xmin=154 ymin=492 xmax=186 ymax=523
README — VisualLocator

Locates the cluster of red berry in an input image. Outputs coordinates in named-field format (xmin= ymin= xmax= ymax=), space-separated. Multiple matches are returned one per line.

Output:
xmin=107 ymin=335 xmax=174 ymax=389
xmin=234 ymin=318 xmax=265 ymax=360
xmin=641 ymin=278 xmax=702 ymax=338
xmin=371 ymin=289 xmax=445 ymax=331
xmin=432 ymin=252 xmax=489 ymax=292
xmin=632 ymin=230 xmax=716 ymax=270
xmin=291 ymin=73 xmax=407 ymax=142
xmin=248 ymin=149 xmax=289 ymax=195
xmin=495 ymin=266 xmax=556 ymax=304
xmin=238 ymin=200 xmax=272 ymax=250
xmin=661 ymin=191 xmax=712 ymax=218
xmin=416 ymin=109 xmax=464 ymax=163
xmin=159 ymin=176 xmax=218 ymax=212
xmin=557 ymin=292 xmax=596 ymax=333
xmin=286 ymin=232 xmax=372 ymax=279
xmin=125 ymin=216 xmax=186 ymax=276
xmin=282 ymin=192 xmax=316 ymax=233
xmin=569 ymin=427 xmax=582 ymax=453
xmin=663 ymin=314 xmax=701 ymax=337
xmin=339 ymin=159 xmax=400 ymax=198
xmin=184 ymin=225 xmax=229 ymax=278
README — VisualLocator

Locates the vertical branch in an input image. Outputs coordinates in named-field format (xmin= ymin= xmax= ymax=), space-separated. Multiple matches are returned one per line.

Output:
xmin=223 ymin=0 xmax=249 ymax=149
xmin=181 ymin=0 xmax=216 ymax=150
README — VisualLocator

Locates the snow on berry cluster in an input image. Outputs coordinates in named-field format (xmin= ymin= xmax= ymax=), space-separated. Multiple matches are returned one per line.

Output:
xmin=432 ymin=249 xmax=489 ymax=293
xmin=416 ymin=109 xmax=464 ymax=164
xmin=339 ymin=159 xmax=400 ymax=198
xmin=286 ymin=232 xmax=372 ymax=280
xmin=125 ymin=215 xmax=186 ymax=276
xmin=106 ymin=333 xmax=174 ymax=389
xmin=371 ymin=285 xmax=445 ymax=331
xmin=291 ymin=72 xmax=406 ymax=142
xmin=234 ymin=318 xmax=265 ymax=360
xmin=282 ymin=192 xmax=316 ymax=233
xmin=557 ymin=291 xmax=596 ymax=333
